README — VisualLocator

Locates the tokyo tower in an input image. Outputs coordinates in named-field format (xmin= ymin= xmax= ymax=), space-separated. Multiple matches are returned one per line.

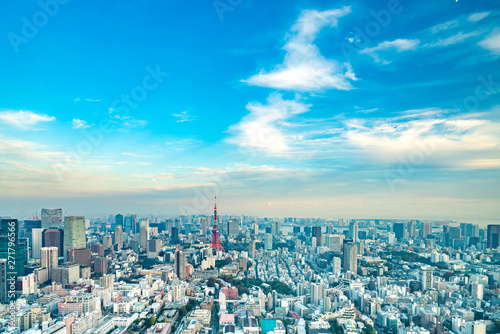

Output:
xmin=210 ymin=195 xmax=224 ymax=252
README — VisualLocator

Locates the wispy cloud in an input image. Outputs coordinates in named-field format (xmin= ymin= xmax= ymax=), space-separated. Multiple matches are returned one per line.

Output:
xmin=360 ymin=39 xmax=420 ymax=64
xmin=72 ymin=118 xmax=92 ymax=129
xmin=172 ymin=110 xmax=196 ymax=122
xmin=478 ymin=29 xmax=500 ymax=55
xmin=244 ymin=7 xmax=356 ymax=91
xmin=227 ymin=93 xmax=310 ymax=153
xmin=0 ymin=110 xmax=55 ymax=130
xmin=74 ymin=97 xmax=101 ymax=102
xmin=468 ymin=12 xmax=490 ymax=22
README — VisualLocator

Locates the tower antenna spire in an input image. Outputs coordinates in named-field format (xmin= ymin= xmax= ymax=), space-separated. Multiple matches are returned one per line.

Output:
xmin=210 ymin=194 xmax=224 ymax=252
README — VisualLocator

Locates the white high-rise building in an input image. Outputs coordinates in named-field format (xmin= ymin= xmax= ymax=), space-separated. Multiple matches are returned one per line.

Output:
xmin=349 ymin=221 xmax=358 ymax=242
xmin=388 ymin=232 xmax=396 ymax=245
xmin=264 ymin=233 xmax=273 ymax=250
xmin=327 ymin=234 xmax=344 ymax=252
xmin=311 ymin=283 xmax=323 ymax=305
xmin=41 ymin=246 xmax=58 ymax=280
xmin=333 ymin=257 xmax=341 ymax=276
xmin=466 ymin=321 xmax=486 ymax=334
xmin=472 ymin=283 xmax=483 ymax=300
xmin=32 ymin=228 xmax=45 ymax=259
xmin=418 ymin=266 xmax=434 ymax=291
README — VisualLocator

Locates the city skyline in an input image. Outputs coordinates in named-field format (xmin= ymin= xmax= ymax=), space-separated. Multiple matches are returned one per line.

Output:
xmin=1 ymin=0 xmax=499 ymax=220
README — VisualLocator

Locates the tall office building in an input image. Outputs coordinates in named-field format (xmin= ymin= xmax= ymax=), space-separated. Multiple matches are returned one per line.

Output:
xmin=418 ymin=266 xmax=434 ymax=291
xmin=349 ymin=221 xmax=358 ymax=242
xmin=140 ymin=220 xmax=149 ymax=249
xmin=333 ymin=257 xmax=341 ymax=276
xmin=31 ymin=228 xmax=45 ymax=259
xmin=0 ymin=218 xmax=26 ymax=278
xmin=115 ymin=224 xmax=123 ymax=251
xmin=171 ymin=225 xmax=179 ymax=245
xmin=64 ymin=216 xmax=86 ymax=261
xmin=200 ymin=218 xmax=207 ymax=236
xmin=312 ymin=226 xmax=322 ymax=246
xmin=420 ymin=222 xmax=432 ymax=238
xmin=327 ymin=234 xmax=344 ymax=252
xmin=271 ymin=221 xmax=280 ymax=236
xmin=94 ymin=257 xmax=108 ymax=275
xmin=311 ymin=283 xmax=323 ymax=305
xmin=407 ymin=221 xmax=417 ymax=238
xmin=43 ymin=228 xmax=64 ymax=257
xmin=227 ymin=219 xmax=239 ymax=237
xmin=41 ymin=246 xmax=58 ymax=280
xmin=41 ymin=208 xmax=63 ymax=229
xmin=114 ymin=214 xmax=124 ymax=229
xmin=249 ymin=241 xmax=256 ymax=259
xmin=393 ymin=222 xmax=405 ymax=241
xmin=175 ymin=249 xmax=187 ymax=280
xmin=343 ymin=242 xmax=357 ymax=274
xmin=264 ymin=233 xmax=273 ymax=250
xmin=487 ymin=225 xmax=500 ymax=249
xmin=124 ymin=215 xmax=134 ymax=233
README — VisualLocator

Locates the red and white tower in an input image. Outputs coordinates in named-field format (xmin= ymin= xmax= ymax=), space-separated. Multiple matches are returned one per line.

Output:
xmin=210 ymin=195 xmax=224 ymax=252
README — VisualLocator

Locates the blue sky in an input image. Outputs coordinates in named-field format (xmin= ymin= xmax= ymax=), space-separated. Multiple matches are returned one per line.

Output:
xmin=0 ymin=0 xmax=499 ymax=220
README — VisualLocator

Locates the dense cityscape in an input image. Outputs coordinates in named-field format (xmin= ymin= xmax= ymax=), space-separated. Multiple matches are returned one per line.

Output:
xmin=1 ymin=199 xmax=500 ymax=334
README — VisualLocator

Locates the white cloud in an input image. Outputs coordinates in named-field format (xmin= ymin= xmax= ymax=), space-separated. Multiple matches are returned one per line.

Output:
xmin=468 ymin=12 xmax=490 ymax=22
xmin=360 ymin=39 xmax=420 ymax=63
xmin=227 ymin=93 xmax=310 ymax=153
xmin=430 ymin=20 xmax=459 ymax=33
xmin=0 ymin=110 xmax=55 ymax=130
xmin=72 ymin=118 xmax=92 ymax=129
xmin=479 ymin=29 xmax=500 ymax=55
xmin=74 ymin=97 xmax=100 ymax=102
xmin=425 ymin=31 xmax=481 ymax=48
xmin=244 ymin=7 xmax=356 ymax=91
xmin=172 ymin=110 xmax=196 ymax=122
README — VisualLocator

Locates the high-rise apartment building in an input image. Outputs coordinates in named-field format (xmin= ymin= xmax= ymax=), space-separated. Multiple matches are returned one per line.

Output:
xmin=349 ymin=221 xmax=358 ymax=242
xmin=227 ymin=219 xmax=239 ymax=237
xmin=175 ymin=249 xmax=187 ymax=280
xmin=394 ymin=222 xmax=405 ymax=240
xmin=115 ymin=224 xmax=123 ymax=251
xmin=264 ymin=233 xmax=273 ymax=250
xmin=343 ymin=242 xmax=357 ymax=274
xmin=41 ymin=246 xmax=58 ymax=280
xmin=31 ymin=228 xmax=45 ymax=259
xmin=140 ymin=220 xmax=149 ymax=249
xmin=312 ymin=226 xmax=322 ymax=246
xmin=249 ymin=241 xmax=256 ymax=259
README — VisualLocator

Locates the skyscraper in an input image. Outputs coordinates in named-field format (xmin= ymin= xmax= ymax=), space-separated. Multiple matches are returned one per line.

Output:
xmin=487 ymin=225 xmax=500 ymax=249
xmin=114 ymin=214 xmax=124 ymax=229
xmin=0 ymin=218 xmax=26 ymax=278
xmin=175 ymin=249 xmax=187 ymax=280
xmin=31 ymin=228 xmax=45 ymax=259
xmin=41 ymin=208 xmax=63 ymax=229
xmin=124 ymin=215 xmax=135 ymax=233
xmin=407 ymin=221 xmax=416 ymax=238
xmin=200 ymin=217 xmax=207 ymax=236
xmin=420 ymin=221 xmax=432 ymax=238
xmin=115 ymin=224 xmax=123 ymax=251
xmin=349 ymin=221 xmax=358 ymax=242
xmin=43 ymin=228 xmax=64 ymax=257
xmin=249 ymin=241 xmax=256 ymax=259
xmin=64 ymin=216 xmax=86 ymax=261
xmin=312 ymin=226 xmax=322 ymax=246
xmin=227 ymin=219 xmax=239 ymax=237
xmin=393 ymin=222 xmax=405 ymax=241
xmin=140 ymin=220 xmax=149 ymax=249
xmin=333 ymin=257 xmax=341 ymax=276
xmin=0 ymin=259 xmax=6 ymax=302
xmin=271 ymin=221 xmax=280 ymax=236
xmin=264 ymin=233 xmax=273 ymax=250
xmin=418 ymin=266 xmax=434 ymax=291
xmin=343 ymin=242 xmax=357 ymax=274
xmin=41 ymin=246 xmax=58 ymax=280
